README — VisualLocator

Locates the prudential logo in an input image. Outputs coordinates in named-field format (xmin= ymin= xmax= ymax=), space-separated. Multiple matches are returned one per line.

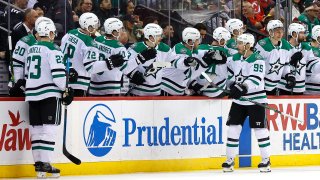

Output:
xmin=83 ymin=104 xmax=116 ymax=157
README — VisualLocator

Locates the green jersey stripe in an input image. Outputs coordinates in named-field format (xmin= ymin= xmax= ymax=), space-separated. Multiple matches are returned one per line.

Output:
xmin=26 ymin=89 xmax=62 ymax=96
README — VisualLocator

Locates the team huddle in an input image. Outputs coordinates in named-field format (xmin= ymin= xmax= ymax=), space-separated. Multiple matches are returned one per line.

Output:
xmin=9 ymin=11 xmax=320 ymax=177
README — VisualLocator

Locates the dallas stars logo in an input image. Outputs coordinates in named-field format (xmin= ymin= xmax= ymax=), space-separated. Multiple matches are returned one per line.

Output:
xmin=294 ymin=59 xmax=306 ymax=75
xmin=268 ymin=58 xmax=285 ymax=75
xmin=235 ymin=70 xmax=247 ymax=83
xmin=144 ymin=66 xmax=162 ymax=78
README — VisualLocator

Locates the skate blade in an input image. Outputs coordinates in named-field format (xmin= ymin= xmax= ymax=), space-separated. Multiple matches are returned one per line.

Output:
xmin=259 ymin=166 xmax=271 ymax=173
xmin=36 ymin=172 xmax=46 ymax=179
xmin=37 ymin=172 xmax=60 ymax=179
xmin=223 ymin=167 xmax=234 ymax=172
xmin=48 ymin=173 xmax=60 ymax=178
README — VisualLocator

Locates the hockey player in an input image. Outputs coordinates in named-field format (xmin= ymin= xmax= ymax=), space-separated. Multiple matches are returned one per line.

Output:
xmin=89 ymin=18 xmax=128 ymax=96
xmin=254 ymin=20 xmax=293 ymax=95
xmin=25 ymin=21 xmax=73 ymax=178
xmin=161 ymin=27 xmax=203 ymax=96
xmin=9 ymin=17 xmax=53 ymax=97
xmin=223 ymin=33 xmax=271 ymax=173
xmin=188 ymin=27 xmax=230 ymax=97
xmin=60 ymin=12 xmax=125 ymax=96
xmin=225 ymin=19 xmax=245 ymax=56
xmin=127 ymin=23 xmax=172 ymax=96
xmin=305 ymin=25 xmax=320 ymax=94
xmin=278 ymin=23 xmax=311 ymax=95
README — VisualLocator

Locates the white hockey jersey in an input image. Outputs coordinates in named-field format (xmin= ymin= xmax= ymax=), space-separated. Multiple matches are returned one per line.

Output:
xmin=227 ymin=52 xmax=267 ymax=105
xmin=254 ymin=37 xmax=291 ymax=92
xmin=60 ymin=29 xmax=109 ymax=91
xmin=194 ymin=44 xmax=229 ymax=97
xmin=305 ymin=44 xmax=320 ymax=94
xmin=127 ymin=41 xmax=173 ymax=96
xmin=89 ymin=36 xmax=128 ymax=95
xmin=12 ymin=34 xmax=37 ymax=82
xmin=161 ymin=42 xmax=196 ymax=95
xmin=278 ymin=42 xmax=312 ymax=93
xmin=25 ymin=41 xmax=66 ymax=101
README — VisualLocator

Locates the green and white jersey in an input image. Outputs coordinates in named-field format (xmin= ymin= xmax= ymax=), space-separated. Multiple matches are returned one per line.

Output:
xmin=25 ymin=41 xmax=66 ymax=101
xmin=127 ymin=41 xmax=173 ymax=96
xmin=225 ymin=38 xmax=238 ymax=56
xmin=12 ymin=34 xmax=37 ymax=82
xmin=195 ymin=44 xmax=229 ymax=97
xmin=305 ymin=44 xmax=320 ymax=94
xmin=227 ymin=53 xmax=267 ymax=105
xmin=60 ymin=29 xmax=109 ymax=91
xmin=161 ymin=42 xmax=196 ymax=95
xmin=278 ymin=42 xmax=313 ymax=93
xmin=89 ymin=36 xmax=128 ymax=95
xmin=254 ymin=37 xmax=291 ymax=91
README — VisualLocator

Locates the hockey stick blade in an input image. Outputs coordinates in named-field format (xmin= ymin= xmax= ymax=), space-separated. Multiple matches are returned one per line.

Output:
xmin=63 ymin=146 xmax=81 ymax=165
xmin=201 ymin=72 xmax=304 ymax=123
xmin=63 ymin=107 xmax=82 ymax=165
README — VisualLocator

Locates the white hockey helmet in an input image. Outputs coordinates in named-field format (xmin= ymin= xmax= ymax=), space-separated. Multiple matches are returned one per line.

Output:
xmin=35 ymin=17 xmax=54 ymax=32
xmin=79 ymin=12 xmax=100 ymax=32
xmin=182 ymin=27 xmax=201 ymax=46
xmin=37 ymin=21 xmax=56 ymax=37
xmin=288 ymin=23 xmax=306 ymax=37
xmin=212 ymin=27 xmax=231 ymax=45
xmin=225 ymin=18 xmax=244 ymax=35
xmin=143 ymin=23 xmax=163 ymax=40
xmin=104 ymin=17 xmax=123 ymax=35
xmin=266 ymin=20 xmax=283 ymax=32
xmin=237 ymin=33 xmax=255 ymax=47
xmin=312 ymin=25 xmax=320 ymax=41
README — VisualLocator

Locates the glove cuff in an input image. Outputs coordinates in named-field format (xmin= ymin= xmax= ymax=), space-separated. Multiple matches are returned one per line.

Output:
xmin=129 ymin=69 xmax=138 ymax=79
xmin=137 ymin=53 xmax=146 ymax=64
xmin=106 ymin=58 xmax=114 ymax=70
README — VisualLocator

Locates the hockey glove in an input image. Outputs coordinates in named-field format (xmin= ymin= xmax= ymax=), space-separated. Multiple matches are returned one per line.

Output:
xmin=137 ymin=48 xmax=157 ymax=63
xmin=228 ymin=83 xmax=248 ymax=99
xmin=61 ymin=87 xmax=74 ymax=106
xmin=290 ymin=51 xmax=303 ymax=67
xmin=69 ymin=68 xmax=78 ymax=83
xmin=106 ymin=54 xmax=125 ymax=70
xmin=285 ymin=74 xmax=296 ymax=89
xmin=202 ymin=50 xmax=227 ymax=66
xmin=9 ymin=79 xmax=26 ymax=97
xmin=130 ymin=71 xmax=145 ymax=85
xmin=184 ymin=57 xmax=201 ymax=67
xmin=188 ymin=81 xmax=204 ymax=93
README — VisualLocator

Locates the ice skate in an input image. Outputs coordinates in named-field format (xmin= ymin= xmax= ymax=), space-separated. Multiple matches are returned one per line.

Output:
xmin=258 ymin=158 xmax=271 ymax=173
xmin=35 ymin=162 xmax=60 ymax=178
xmin=222 ymin=158 xmax=235 ymax=172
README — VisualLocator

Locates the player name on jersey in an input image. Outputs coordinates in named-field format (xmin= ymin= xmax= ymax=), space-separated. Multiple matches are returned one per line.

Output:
xmin=28 ymin=47 xmax=41 ymax=54
xmin=68 ymin=36 xmax=79 ymax=45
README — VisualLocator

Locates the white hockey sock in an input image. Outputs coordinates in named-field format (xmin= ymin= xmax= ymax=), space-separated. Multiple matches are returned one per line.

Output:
xmin=226 ymin=125 xmax=242 ymax=159
xmin=30 ymin=125 xmax=58 ymax=163
xmin=254 ymin=128 xmax=271 ymax=159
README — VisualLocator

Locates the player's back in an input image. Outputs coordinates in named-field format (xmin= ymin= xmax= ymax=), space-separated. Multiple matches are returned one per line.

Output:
xmin=60 ymin=29 xmax=98 ymax=90
xmin=89 ymin=36 xmax=127 ymax=95
xmin=25 ymin=41 xmax=66 ymax=101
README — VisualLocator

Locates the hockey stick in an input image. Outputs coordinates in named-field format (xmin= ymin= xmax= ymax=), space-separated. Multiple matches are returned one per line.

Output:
xmin=201 ymin=72 xmax=304 ymax=123
xmin=7 ymin=9 xmax=15 ymax=87
xmin=63 ymin=47 xmax=81 ymax=165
